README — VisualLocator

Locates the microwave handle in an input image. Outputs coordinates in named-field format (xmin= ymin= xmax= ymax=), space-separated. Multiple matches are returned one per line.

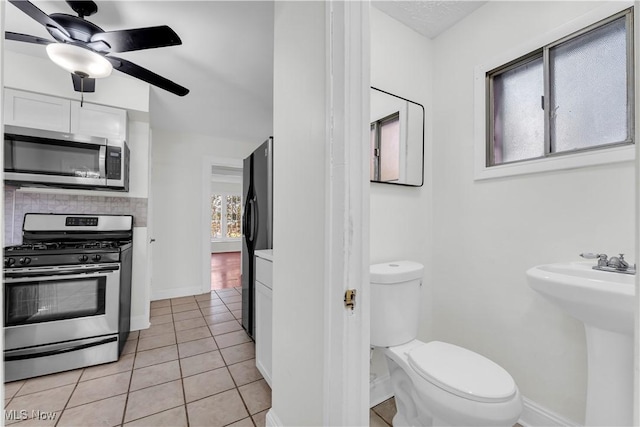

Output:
xmin=99 ymin=145 xmax=107 ymax=179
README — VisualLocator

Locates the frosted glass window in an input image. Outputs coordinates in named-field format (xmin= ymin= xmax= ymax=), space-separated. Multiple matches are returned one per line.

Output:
xmin=487 ymin=9 xmax=633 ymax=167
xmin=380 ymin=115 xmax=400 ymax=182
xmin=370 ymin=124 xmax=377 ymax=181
xmin=370 ymin=112 xmax=400 ymax=182
xmin=492 ymin=57 xmax=544 ymax=164
xmin=550 ymin=17 xmax=628 ymax=152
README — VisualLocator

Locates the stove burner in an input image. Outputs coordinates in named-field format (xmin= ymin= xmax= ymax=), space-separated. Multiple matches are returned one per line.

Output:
xmin=5 ymin=242 xmax=60 ymax=252
xmin=6 ymin=241 xmax=127 ymax=252
xmin=59 ymin=241 xmax=122 ymax=250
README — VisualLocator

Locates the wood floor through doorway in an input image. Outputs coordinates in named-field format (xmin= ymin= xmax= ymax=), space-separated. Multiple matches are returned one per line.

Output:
xmin=211 ymin=252 xmax=241 ymax=290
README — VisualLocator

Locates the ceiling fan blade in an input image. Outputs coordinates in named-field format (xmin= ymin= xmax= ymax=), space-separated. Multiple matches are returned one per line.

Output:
xmin=91 ymin=26 xmax=182 ymax=53
xmin=71 ymin=74 xmax=95 ymax=93
xmin=106 ymin=56 xmax=189 ymax=96
xmin=5 ymin=31 xmax=53 ymax=45
xmin=8 ymin=0 xmax=70 ymax=38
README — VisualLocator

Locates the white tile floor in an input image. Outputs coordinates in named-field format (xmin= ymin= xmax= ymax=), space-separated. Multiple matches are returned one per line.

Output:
xmin=4 ymin=287 xmax=270 ymax=427
xmin=4 ymin=285 xmax=395 ymax=427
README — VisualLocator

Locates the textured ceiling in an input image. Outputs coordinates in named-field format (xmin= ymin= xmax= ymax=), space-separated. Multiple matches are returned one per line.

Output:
xmin=373 ymin=1 xmax=487 ymax=39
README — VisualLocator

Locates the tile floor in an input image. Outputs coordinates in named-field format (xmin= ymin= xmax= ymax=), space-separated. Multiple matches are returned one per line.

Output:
xmin=4 ymin=287 xmax=269 ymax=427
xmin=3 ymin=285 xmax=396 ymax=427
xmin=3 ymin=283 xmax=525 ymax=427
xmin=370 ymin=398 xmax=396 ymax=426
xmin=2 ymin=284 xmax=525 ymax=427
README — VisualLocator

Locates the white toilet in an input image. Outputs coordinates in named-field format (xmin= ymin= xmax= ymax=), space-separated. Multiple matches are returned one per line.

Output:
xmin=371 ymin=261 xmax=523 ymax=427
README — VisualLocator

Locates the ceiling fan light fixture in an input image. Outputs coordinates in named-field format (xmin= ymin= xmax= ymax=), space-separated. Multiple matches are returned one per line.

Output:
xmin=46 ymin=43 xmax=112 ymax=78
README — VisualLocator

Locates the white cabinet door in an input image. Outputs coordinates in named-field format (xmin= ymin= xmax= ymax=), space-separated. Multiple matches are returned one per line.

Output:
xmin=255 ymin=280 xmax=273 ymax=388
xmin=70 ymin=101 xmax=127 ymax=140
xmin=4 ymin=88 xmax=71 ymax=132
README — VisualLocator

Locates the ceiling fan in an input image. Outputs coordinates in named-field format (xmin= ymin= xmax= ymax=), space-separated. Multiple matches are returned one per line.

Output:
xmin=5 ymin=0 xmax=189 ymax=96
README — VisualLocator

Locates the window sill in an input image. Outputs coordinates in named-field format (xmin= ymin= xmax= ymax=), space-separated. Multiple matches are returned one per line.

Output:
xmin=474 ymin=144 xmax=635 ymax=181
xmin=211 ymin=238 xmax=241 ymax=243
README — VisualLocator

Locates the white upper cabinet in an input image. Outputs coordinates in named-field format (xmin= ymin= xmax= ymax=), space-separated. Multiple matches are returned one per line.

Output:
xmin=70 ymin=101 xmax=128 ymax=141
xmin=4 ymin=88 xmax=128 ymax=141
xmin=4 ymin=88 xmax=71 ymax=132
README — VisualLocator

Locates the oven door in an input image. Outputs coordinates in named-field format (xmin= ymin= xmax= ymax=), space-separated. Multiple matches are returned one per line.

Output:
xmin=3 ymin=264 xmax=120 ymax=351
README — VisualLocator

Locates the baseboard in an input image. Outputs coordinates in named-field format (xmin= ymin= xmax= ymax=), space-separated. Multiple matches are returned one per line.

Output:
xmin=129 ymin=314 xmax=150 ymax=332
xmin=366 ymin=376 xmax=580 ymax=427
xmin=151 ymin=285 xmax=206 ymax=301
xmin=519 ymin=396 xmax=580 ymax=427
xmin=370 ymin=373 xmax=394 ymax=408
xmin=265 ymin=409 xmax=282 ymax=427
xmin=266 ymin=388 xmax=578 ymax=427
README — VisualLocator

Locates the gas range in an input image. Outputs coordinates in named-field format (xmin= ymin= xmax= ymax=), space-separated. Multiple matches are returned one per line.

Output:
xmin=3 ymin=214 xmax=133 ymax=269
xmin=3 ymin=213 xmax=134 ymax=382
xmin=4 ymin=240 xmax=132 ymax=268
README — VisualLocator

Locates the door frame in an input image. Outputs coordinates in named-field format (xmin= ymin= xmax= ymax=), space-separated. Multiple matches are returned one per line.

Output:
xmin=201 ymin=156 xmax=243 ymax=294
xmin=322 ymin=1 xmax=370 ymax=424
xmin=634 ymin=3 xmax=640 ymax=423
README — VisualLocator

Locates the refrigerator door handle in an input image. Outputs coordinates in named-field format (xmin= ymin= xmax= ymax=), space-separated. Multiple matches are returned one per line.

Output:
xmin=243 ymin=194 xmax=252 ymax=243
xmin=248 ymin=197 xmax=258 ymax=243
xmin=251 ymin=195 xmax=259 ymax=244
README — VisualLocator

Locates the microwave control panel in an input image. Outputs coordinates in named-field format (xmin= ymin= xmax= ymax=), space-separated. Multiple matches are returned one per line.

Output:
xmin=106 ymin=146 xmax=122 ymax=180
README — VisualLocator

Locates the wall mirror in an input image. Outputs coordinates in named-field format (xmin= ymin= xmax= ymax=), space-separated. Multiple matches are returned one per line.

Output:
xmin=370 ymin=87 xmax=424 ymax=187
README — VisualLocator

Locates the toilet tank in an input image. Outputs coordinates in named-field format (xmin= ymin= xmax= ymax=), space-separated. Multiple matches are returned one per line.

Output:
xmin=370 ymin=261 xmax=424 ymax=347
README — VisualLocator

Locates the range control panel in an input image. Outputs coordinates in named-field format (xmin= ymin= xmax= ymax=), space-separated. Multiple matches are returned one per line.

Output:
xmin=65 ymin=217 xmax=99 ymax=227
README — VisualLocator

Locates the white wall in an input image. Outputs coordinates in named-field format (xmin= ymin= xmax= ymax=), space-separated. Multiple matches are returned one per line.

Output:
xmin=369 ymin=6 xmax=435 ymax=403
xmin=271 ymin=2 xmax=327 ymax=424
xmin=431 ymin=2 xmax=635 ymax=423
xmin=150 ymin=129 xmax=257 ymax=300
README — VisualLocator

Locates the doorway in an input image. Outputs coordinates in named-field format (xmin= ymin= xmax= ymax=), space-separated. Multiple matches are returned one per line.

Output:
xmin=202 ymin=157 xmax=244 ymax=294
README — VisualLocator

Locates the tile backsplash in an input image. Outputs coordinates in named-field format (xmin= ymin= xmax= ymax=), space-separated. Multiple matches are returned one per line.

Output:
xmin=4 ymin=185 xmax=148 ymax=246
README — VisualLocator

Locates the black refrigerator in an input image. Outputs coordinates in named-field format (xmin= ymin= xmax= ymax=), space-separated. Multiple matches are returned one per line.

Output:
xmin=241 ymin=137 xmax=273 ymax=338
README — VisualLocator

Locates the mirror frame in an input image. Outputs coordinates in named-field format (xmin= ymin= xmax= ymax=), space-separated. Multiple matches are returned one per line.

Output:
xmin=370 ymin=87 xmax=425 ymax=187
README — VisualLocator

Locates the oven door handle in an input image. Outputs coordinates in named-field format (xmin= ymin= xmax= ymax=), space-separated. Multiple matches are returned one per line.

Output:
xmin=4 ymin=268 xmax=119 ymax=282
xmin=4 ymin=336 xmax=117 ymax=361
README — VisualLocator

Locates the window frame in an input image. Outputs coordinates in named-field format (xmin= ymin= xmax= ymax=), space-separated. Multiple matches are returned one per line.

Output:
xmin=474 ymin=3 xmax=636 ymax=180
xmin=211 ymin=192 xmax=242 ymax=242
xmin=371 ymin=111 xmax=401 ymax=182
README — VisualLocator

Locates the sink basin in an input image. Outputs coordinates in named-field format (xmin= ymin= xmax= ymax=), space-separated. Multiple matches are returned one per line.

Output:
xmin=526 ymin=262 xmax=635 ymax=426
xmin=526 ymin=262 xmax=634 ymax=335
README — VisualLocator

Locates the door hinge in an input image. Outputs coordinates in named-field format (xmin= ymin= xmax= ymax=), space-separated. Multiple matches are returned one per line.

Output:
xmin=344 ymin=289 xmax=356 ymax=310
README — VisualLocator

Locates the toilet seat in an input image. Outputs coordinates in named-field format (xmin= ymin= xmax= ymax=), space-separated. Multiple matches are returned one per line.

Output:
xmin=407 ymin=341 xmax=517 ymax=404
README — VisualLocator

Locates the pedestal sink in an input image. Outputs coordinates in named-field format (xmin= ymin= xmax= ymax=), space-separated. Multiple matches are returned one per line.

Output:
xmin=526 ymin=262 xmax=635 ymax=426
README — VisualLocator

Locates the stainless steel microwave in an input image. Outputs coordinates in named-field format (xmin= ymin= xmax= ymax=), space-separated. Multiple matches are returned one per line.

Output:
xmin=4 ymin=125 xmax=129 ymax=191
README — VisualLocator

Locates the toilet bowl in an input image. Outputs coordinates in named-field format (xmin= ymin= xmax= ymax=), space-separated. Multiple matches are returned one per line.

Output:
xmin=370 ymin=261 xmax=523 ymax=427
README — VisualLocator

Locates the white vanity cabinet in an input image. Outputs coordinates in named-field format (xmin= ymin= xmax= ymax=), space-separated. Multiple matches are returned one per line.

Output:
xmin=254 ymin=250 xmax=273 ymax=388
xmin=4 ymin=88 xmax=71 ymax=132
xmin=4 ymin=88 xmax=127 ymax=140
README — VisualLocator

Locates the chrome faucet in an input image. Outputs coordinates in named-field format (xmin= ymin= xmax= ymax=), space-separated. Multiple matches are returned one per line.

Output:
xmin=580 ymin=253 xmax=636 ymax=274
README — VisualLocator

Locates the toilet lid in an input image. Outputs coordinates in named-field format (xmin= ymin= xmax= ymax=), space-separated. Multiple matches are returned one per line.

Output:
xmin=407 ymin=341 xmax=517 ymax=403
